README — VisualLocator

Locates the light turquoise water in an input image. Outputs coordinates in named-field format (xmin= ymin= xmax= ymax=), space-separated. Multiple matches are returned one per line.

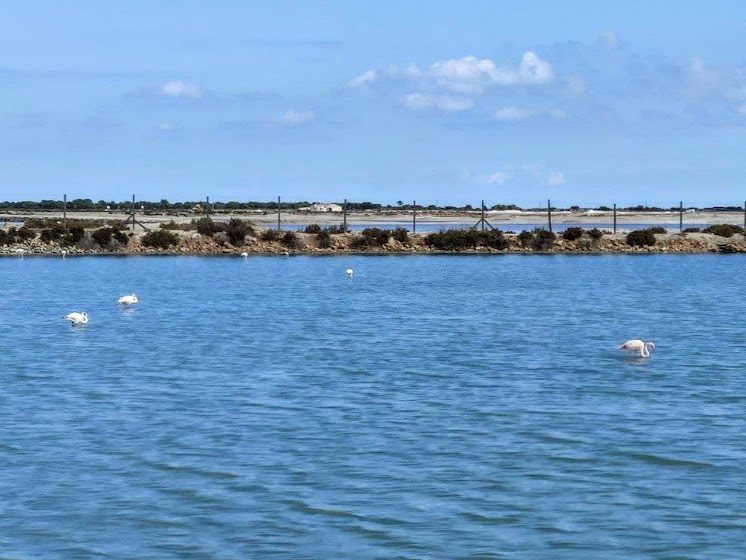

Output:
xmin=1 ymin=255 xmax=744 ymax=559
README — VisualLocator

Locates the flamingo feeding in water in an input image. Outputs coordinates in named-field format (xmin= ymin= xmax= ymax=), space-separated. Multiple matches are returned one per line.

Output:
xmin=346 ymin=268 xmax=353 ymax=278
xmin=64 ymin=312 xmax=88 ymax=325
xmin=117 ymin=294 xmax=138 ymax=305
xmin=618 ymin=339 xmax=655 ymax=357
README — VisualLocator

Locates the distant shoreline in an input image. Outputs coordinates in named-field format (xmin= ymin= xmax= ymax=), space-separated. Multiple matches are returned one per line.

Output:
xmin=3 ymin=208 xmax=745 ymax=229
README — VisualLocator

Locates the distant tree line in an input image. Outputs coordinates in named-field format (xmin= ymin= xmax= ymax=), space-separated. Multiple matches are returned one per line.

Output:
xmin=0 ymin=199 xmax=742 ymax=212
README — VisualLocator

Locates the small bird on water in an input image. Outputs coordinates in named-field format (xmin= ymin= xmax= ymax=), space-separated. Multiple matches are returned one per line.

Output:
xmin=117 ymin=294 xmax=138 ymax=305
xmin=64 ymin=311 xmax=88 ymax=325
xmin=346 ymin=268 xmax=353 ymax=278
xmin=617 ymin=339 xmax=655 ymax=357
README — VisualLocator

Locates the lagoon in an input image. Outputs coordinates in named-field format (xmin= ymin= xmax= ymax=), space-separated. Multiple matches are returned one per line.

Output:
xmin=1 ymin=254 xmax=744 ymax=558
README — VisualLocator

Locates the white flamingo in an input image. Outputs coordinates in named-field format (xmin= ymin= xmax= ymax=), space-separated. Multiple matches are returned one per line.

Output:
xmin=346 ymin=268 xmax=353 ymax=278
xmin=64 ymin=311 xmax=88 ymax=325
xmin=117 ymin=294 xmax=138 ymax=305
xmin=240 ymin=252 xmax=248 ymax=259
xmin=61 ymin=249 xmax=67 ymax=259
xmin=618 ymin=339 xmax=655 ymax=357
xmin=15 ymin=248 xmax=24 ymax=258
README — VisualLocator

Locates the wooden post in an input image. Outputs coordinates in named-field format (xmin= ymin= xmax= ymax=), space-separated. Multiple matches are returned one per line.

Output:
xmin=63 ymin=194 xmax=67 ymax=231
xmin=206 ymin=196 xmax=210 ymax=220
xmin=743 ymin=201 xmax=745 ymax=232
xmin=481 ymin=200 xmax=486 ymax=231
xmin=277 ymin=196 xmax=281 ymax=231
xmin=413 ymin=200 xmax=416 ymax=234
xmin=547 ymin=199 xmax=552 ymax=233
xmin=613 ymin=203 xmax=617 ymax=235
xmin=679 ymin=200 xmax=683 ymax=233
xmin=131 ymin=194 xmax=136 ymax=231
xmin=343 ymin=198 xmax=347 ymax=232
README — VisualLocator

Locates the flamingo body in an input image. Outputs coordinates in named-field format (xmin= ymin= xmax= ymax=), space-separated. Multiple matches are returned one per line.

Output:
xmin=65 ymin=312 xmax=88 ymax=325
xmin=346 ymin=268 xmax=353 ymax=278
xmin=117 ymin=294 xmax=138 ymax=305
xmin=618 ymin=339 xmax=655 ymax=357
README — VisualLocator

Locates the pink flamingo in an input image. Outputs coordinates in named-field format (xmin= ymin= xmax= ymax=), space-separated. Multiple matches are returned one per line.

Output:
xmin=617 ymin=339 xmax=655 ymax=357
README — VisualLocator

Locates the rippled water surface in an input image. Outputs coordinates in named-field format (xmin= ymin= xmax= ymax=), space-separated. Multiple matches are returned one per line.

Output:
xmin=1 ymin=254 xmax=744 ymax=559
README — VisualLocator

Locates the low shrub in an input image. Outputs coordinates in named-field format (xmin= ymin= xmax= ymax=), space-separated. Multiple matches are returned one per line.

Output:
xmin=562 ymin=227 xmax=584 ymax=241
xmin=646 ymin=226 xmax=667 ymax=234
xmin=361 ymin=227 xmax=391 ymax=246
xmin=517 ymin=230 xmax=534 ymax=247
xmin=225 ymin=218 xmax=254 ymax=246
xmin=160 ymin=220 xmax=190 ymax=231
xmin=63 ymin=226 xmax=85 ymax=246
xmin=0 ymin=230 xmax=12 ymax=245
xmin=325 ymin=225 xmax=349 ymax=234
xmin=195 ymin=217 xmax=223 ymax=236
xmin=91 ymin=227 xmax=113 ymax=247
xmin=317 ymin=230 xmax=332 ymax=249
xmin=281 ymin=231 xmax=304 ymax=250
xmin=260 ymin=229 xmax=281 ymax=242
xmin=304 ymin=224 xmax=321 ymax=234
xmin=683 ymin=227 xmax=701 ymax=233
xmin=40 ymin=226 xmax=65 ymax=243
xmin=141 ymin=230 xmax=179 ymax=249
xmin=425 ymin=228 xmax=507 ymax=251
xmin=349 ymin=235 xmax=371 ymax=250
xmin=587 ymin=228 xmax=604 ymax=241
xmin=91 ymin=227 xmax=129 ymax=249
xmin=531 ymin=228 xmax=556 ymax=251
xmin=16 ymin=227 xmax=36 ymax=241
xmin=703 ymin=224 xmax=742 ymax=237
xmin=626 ymin=229 xmax=656 ymax=246
xmin=391 ymin=227 xmax=410 ymax=244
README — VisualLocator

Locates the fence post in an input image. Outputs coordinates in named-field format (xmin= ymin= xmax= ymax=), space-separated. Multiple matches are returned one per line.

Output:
xmin=613 ymin=203 xmax=617 ymax=235
xmin=206 ymin=196 xmax=210 ymax=220
xmin=413 ymin=200 xmax=416 ymax=234
xmin=277 ymin=196 xmax=281 ymax=231
xmin=547 ymin=199 xmax=552 ymax=233
xmin=343 ymin=199 xmax=347 ymax=232
xmin=679 ymin=201 xmax=683 ymax=233
xmin=63 ymin=193 xmax=67 ymax=231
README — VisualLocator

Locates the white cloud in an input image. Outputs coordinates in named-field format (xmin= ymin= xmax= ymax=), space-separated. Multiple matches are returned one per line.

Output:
xmin=280 ymin=110 xmax=315 ymax=125
xmin=519 ymin=51 xmax=553 ymax=83
xmin=159 ymin=80 xmax=202 ymax=98
xmin=486 ymin=171 xmax=510 ymax=184
xmin=353 ymin=52 xmax=554 ymax=96
xmin=347 ymin=69 xmax=377 ymax=88
xmin=430 ymin=56 xmax=510 ymax=92
xmin=547 ymin=171 xmax=565 ymax=185
xmin=463 ymin=169 xmax=511 ymax=185
xmin=495 ymin=107 xmax=535 ymax=121
xmin=402 ymin=93 xmax=473 ymax=111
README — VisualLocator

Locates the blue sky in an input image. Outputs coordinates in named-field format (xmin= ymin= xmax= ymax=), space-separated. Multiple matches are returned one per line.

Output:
xmin=2 ymin=1 xmax=746 ymax=207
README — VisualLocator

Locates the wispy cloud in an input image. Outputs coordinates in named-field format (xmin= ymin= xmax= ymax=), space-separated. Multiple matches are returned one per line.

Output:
xmin=279 ymin=110 xmax=315 ymax=125
xmin=348 ymin=51 xmax=553 ymax=95
xmin=402 ymin=93 xmax=473 ymax=112
xmin=493 ymin=107 xmax=566 ymax=122
xmin=159 ymin=80 xmax=202 ymax=98
xmin=494 ymin=107 xmax=536 ymax=121
xmin=547 ymin=171 xmax=565 ymax=185
xmin=347 ymin=69 xmax=377 ymax=88
xmin=463 ymin=169 xmax=511 ymax=185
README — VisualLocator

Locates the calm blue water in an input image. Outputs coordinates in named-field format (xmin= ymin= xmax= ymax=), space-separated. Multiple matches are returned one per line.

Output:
xmin=1 ymin=255 xmax=744 ymax=559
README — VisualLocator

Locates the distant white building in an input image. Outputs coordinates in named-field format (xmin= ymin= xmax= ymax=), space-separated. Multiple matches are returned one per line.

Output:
xmin=300 ymin=203 xmax=343 ymax=213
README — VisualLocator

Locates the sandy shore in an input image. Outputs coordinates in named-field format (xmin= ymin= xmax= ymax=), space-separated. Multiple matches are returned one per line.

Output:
xmin=3 ymin=209 xmax=744 ymax=229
